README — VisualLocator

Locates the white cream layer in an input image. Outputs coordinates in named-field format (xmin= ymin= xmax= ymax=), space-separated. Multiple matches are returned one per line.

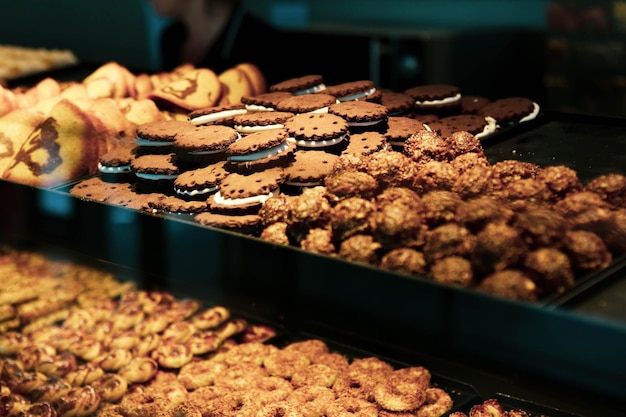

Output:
xmin=338 ymin=87 xmax=377 ymax=102
xmin=228 ymin=141 xmax=290 ymax=162
xmin=135 ymin=172 xmax=179 ymax=180
xmin=519 ymin=102 xmax=540 ymax=123
xmin=415 ymin=93 xmax=461 ymax=107
xmin=244 ymin=104 xmax=275 ymax=112
xmin=189 ymin=109 xmax=247 ymax=125
xmin=294 ymin=134 xmax=347 ymax=148
xmin=294 ymin=83 xmax=326 ymax=95
xmin=175 ymin=184 xmax=219 ymax=197
xmin=475 ymin=116 xmax=498 ymax=139
xmin=234 ymin=124 xmax=284 ymax=133
xmin=98 ymin=163 xmax=131 ymax=174
xmin=213 ymin=189 xmax=278 ymax=206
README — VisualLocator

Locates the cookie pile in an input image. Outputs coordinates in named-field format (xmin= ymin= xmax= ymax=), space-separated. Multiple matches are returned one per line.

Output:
xmin=65 ymin=73 xmax=626 ymax=301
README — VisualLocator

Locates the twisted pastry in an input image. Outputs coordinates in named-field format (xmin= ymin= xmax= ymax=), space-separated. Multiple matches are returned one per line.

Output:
xmin=0 ymin=393 xmax=30 ymax=416
xmin=132 ymin=334 xmax=161 ymax=358
xmin=0 ymin=332 xmax=31 ymax=356
xmin=0 ymin=304 xmax=15 ymax=323
xmin=138 ymin=291 xmax=175 ymax=314
xmin=112 ymin=305 xmax=144 ymax=331
xmin=15 ymin=401 xmax=57 ymax=417
xmin=95 ymin=349 xmax=133 ymax=372
xmin=190 ymin=306 xmax=230 ymax=330
xmin=69 ymin=338 xmax=104 ymax=362
xmin=134 ymin=314 xmax=170 ymax=337
xmin=85 ymin=320 xmax=114 ymax=343
xmin=62 ymin=309 xmax=96 ymax=332
xmin=186 ymin=331 xmax=220 ymax=356
xmin=45 ymin=328 xmax=83 ymax=352
xmin=163 ymin=299 xmax=201 ymax=323
xmin=162 ymin=321 xmax=197 ymax=344
xmin=467 ymin=398 xmax=506 ymax=417
xmin=291 ymin=363 xmax=339 ymax=389
xmin=177 ymin=359 xmax=227 ymax=390
xmin=240 ymin=324 xmax=277 ymax=343
xmin=92 ymin=374 xmax=128 ymax=403
xmin=55 ymin=385 xmax=101 ymax=417
xmin=36 ymin=351 xmax=78 ymax=378
xmin=108 ymin=330 xmax=140 ymax=351
xmin=18 ymin=345 xmax=56 ymax=371
xmin=1 ymin=358 xmax=25 ymax=390
xmin=373 ymin=375 xmax=426 ymax=412
xmin=118 ymin=357 xmax=159 ymax=384
xmin=151 ymin=341 xmax=193 ymax=369
xmin=10 ymin=371 xmax=48 ymax=396
xmin=30 ymin=376 xmax=72 ymax=403
xmin=287 ymin=385 xmax=337 ymax=417
xmin=64 ymin=363 xmax=105 ymax=387
xmin=415 ymin=388 xmax=453 ymax=417
xmin=215 ymin=318 xmax=247 ymax=343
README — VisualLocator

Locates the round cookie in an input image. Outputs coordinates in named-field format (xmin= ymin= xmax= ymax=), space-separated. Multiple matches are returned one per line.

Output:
xmin=104 ymin=187 xmax=168 ymax=212
xmin=275 ymin=93 xmax=338 ymax=114
xmin=149 ymin=195 xmax=209 ymax=215
xmin=232 ymin=111 xmax=295 ymax=135
xmin=478 ymin=96 xmax=540 ymax=125
xmin=173 ymin=124 xmax=240 ymax=165
xmin=327 ymin=100 xmax=389 ymax=132
xmin=225 ymin=128 xmax=295 ymax=173
xmin=342 ymin=131 xmax=388 ymax=156
xmin=187 ymin=104 xmax=247 ymax=126
xmin=131 ymin=153 xmax=181 ymax=188
xmin=323 ymin=80 xmax=377 ymax=102
xmin=97 ymin=143 xmax=139 ymax=181
xmin=284 ymin=150 xmax=340 ymax=188
xmin=380 ymin=90 xmax=414 ymax=116
xmin=404 ymin=84 xmax=462 ymax=114
xmin=70 ymin=177 xmax=133 ymax=202
xmin=437 ymin=114 xmax=497 ymax=139
xmin=269 ymin=75 xmax=326 ymax=95
xmin=383 ymin=116 xmax=429 ymax=149
xmin=460 ymin=95 xmax=491 ymax=115
xmin=173 ymin=160 xmax=230 ymax=200
xmin=207 ymin=168 xmax=285 ymax=214
xmin=284 ymin=112 xmax=350 ymax=150
xmin=136 ymin=120 xmax=195 ymax=148
xmin=241 ymin=91 xmax=294 ymax=112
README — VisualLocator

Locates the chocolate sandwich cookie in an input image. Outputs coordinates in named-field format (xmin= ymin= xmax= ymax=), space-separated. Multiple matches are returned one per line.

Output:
xmin=131 ymin=152 xmax=181 ymax=190
xmin=283 ymin=150 xmax=340 ymax=191
xmin=478 ymin=96 xmax=540 ymax=126
xmin=70 ymin=177 xmax=133 ymax=202
xmin=404 ymin=84 xmax=462 ymax=115
xmin=97 ymin=143 xmax=138 ymax=181
xmin=232 ymin=111 xmax=295 ymax=135
xmin=225 ymin=128 xmax=295 ymax=173
xmin=437 ymin=114 xmax=497 ymax=139
xmin=149 ymin=195 xmax=209 ymax=215
xmin=173 ymin=160 xmax=230 ymax=200
xmin=380 ymin=90 xmax=414 ymax=116
xmin=195 ymin=212 xmax=262 ymax=235
xmin=284 ymin=112 xmax=350 ymax=151
xmin=173 ymin=124 xmax=240 ymax=166
xmin=328 ymin=100 xmax=389 ymax=133
xmin=383 ymin=116 xmax=429 ymax=149
xmin=323 ymin=80 xmax=378 ymax=102
xmin=240 ymin=91 xmax=294 ymax=112
xmin=136 ymin=120 xmax=195 ymax=148
xmin=187 ymin=104 xmax=247 ymax=126
xmin=460 ymin=95 xmax=491 ymax=115
xmin=269 ymin=74 xmax=326 ymax=95
xmin=105 ymin=187 xmax=169 ymax=212
xmin=275 ymin=93 xmax=338 ymax=114
xmin=342 ymin=131 xmax=388 ymax=156
xmin=207 ymin=168 xmax=285 ymax=215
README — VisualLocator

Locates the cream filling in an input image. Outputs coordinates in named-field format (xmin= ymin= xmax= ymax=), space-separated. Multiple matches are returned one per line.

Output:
xmin=189 ymin=109 xmax=247 ymax=125
xmin=234 ymin=124 xmax=284 ymax=133
xmin=136 ymin=138 xmax=173 ymax=147
xmin=244 ymin=104 xmax=275 ymax=112
xmin=519 ymin=102 xmax=540 ymax=123
xmin=213 ymin=189 xmax=278 ymax=206
xmin=309 ymin=106 xmax=330 ymax=114
xmin=285 ymin=180 xmax=323 ymax=187
xmin=294 ymin=83 xmax=326 ymax=95
xmin=98 ymin=163 xmax=131 ymax=174
xmin=415 ymin=93 xmax=461 ymax=107
xmin=294 ymin=134 xmax=347 ymax=148
xmin=475 ymin=116 xmax=498 ymax=139
xmin=228 ymin=141 xmax=290 ymax=162
xmin=135 ymin=172 xmax=179 ymax=180
xmin=348 ymin=119 xmax=384 ymax=127
xmin=338 ymin=87 xmax=376 ymax=102
xmin=188 ymin=148 xmax=228 ymax=156
xmin=175 ymin=184 xmax=219 ymax=197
